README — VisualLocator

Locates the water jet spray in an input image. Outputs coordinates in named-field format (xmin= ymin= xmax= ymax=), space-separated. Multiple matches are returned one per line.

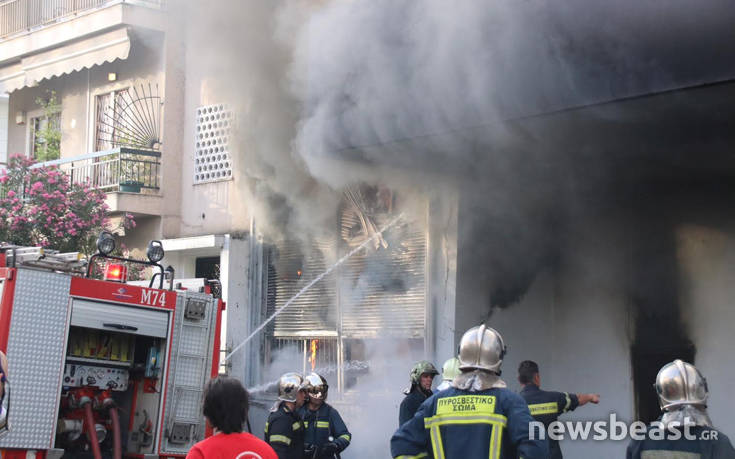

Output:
xmin=225 ymin=213 xmax=405 ymax=363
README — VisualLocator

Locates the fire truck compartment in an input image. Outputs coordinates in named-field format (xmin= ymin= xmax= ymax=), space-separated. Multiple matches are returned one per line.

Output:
xmin=56 ymin=322 xmax=171 ymax=456
xmin=71 ymin=299 xmax=169 ymax=338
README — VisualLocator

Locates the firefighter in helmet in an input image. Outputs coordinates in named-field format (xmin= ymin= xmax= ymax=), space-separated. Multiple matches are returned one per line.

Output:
xmin=627 ymin=360 xmax=735 ymax=458
xmin=298 ymin=373 xmax=351 ymax=458
xmin=399 ymin=360 xmax=439 ymax=425
xmin=436 ymin=356 xmax=461 ymax=391
xmin=265 ymin=372 xmax=307 ymax=459
xmin=391 ymin=324 xmax=548 ymax=459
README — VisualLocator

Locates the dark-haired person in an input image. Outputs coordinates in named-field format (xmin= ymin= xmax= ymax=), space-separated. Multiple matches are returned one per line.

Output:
xmin=186 ymin=376 xmax=277 ymax=459
xmin=518 ymin=360 xmax=600 ymax=459
xmin=398 ymin=360 xmax=438 ymax=426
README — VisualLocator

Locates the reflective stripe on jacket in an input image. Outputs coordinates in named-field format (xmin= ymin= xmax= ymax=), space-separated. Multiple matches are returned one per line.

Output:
xmin=298 ymin=402 xmax=352 ymax=455
xmin=265 ymin=402 xmax=305 ymax=459
xmin=520 ymin=384 xmax=579 ymax=459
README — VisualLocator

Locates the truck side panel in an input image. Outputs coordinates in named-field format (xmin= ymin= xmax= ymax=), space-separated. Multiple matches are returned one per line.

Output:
xmin=0 ymin=268 xmax=17 ymax=352
xmin=159 ymin=292 xmax=219 ymax=455
xmin=0 ymin=270 xmax=71 ymax=450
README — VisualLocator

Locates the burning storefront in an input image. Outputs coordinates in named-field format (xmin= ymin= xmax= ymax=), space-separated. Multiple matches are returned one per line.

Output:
xmin=225 ymin=183 xmax=458 ymax=456
xmin=264 ymin=185 xmax=428 ymax=383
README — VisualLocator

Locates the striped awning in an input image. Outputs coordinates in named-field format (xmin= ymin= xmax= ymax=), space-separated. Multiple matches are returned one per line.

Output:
xmin=0 ymin=27 xmax=130 ymax=94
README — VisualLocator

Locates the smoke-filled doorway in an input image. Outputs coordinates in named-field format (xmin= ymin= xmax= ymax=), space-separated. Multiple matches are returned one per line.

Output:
xmin=628 ymin=209 xmax=696 ymax=424
xmin=631 ymin=343 xmax=695 ymax=424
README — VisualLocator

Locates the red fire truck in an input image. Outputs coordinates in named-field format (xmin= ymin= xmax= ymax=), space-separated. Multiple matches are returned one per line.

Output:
xmin=0 ymin=236 xmax=224 ymax=459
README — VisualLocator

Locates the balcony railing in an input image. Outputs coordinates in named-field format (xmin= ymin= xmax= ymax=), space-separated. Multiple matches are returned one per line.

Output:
xmin=31 ymin=147 xmax=161 ymax=193
xmin=0 ymin=0 xmax=164 ymax=40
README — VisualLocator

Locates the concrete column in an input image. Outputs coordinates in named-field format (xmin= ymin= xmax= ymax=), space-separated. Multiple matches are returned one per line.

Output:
xmin=428 ymin=188 xmax=459 ymax=362
xmin=222 ymin=233 xmax=251 ymax=381
xmin=160 ymin=13 xmax=185 ymax=238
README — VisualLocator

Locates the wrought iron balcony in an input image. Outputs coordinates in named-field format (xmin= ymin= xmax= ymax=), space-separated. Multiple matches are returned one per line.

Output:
xmin=32 ymin=147 xmax=161 ymax=193
xmin=0 ymin=0 xmax=164 ymax=40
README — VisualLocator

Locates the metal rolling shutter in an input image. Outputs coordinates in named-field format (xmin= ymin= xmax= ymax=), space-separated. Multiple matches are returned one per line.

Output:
xmin=266 ymin=238 xmax=338 ymax=337
xmin=265 ymin=198 xmax=427 ymax=339
xmin=338 ymin=212 xmax=427 ymax=339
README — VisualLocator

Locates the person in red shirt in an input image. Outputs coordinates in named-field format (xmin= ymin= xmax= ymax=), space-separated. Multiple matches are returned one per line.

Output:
xmin=187 ymin=376 xmax=277 ymax=459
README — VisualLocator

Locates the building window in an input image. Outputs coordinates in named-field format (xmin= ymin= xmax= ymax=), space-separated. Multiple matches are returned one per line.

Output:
xmin=28 ymin=112 xmax=61 ymax=161
xmin=195 ymin=256 xmax=221 ymax=280
xmin=194 ymin=104 xmax=232 ymax=184
xmin=95 ymin=88 xmax=130 ymax=152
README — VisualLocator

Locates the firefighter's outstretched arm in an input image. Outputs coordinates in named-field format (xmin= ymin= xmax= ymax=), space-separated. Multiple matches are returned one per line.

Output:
xmin=506 ymin=393 xmax=549 ymax=459
xmin=328 ymin=407 xmax=352 ymax=451
xmin=267 ymin=415 xmax=296 ymax=458
xmin=390 ymin=400 xmax=431 ymax=458
xmin=576 ymin=393 xmax=600 ymax=406
xmin=556 ymin=391 xmax=580 ymax=413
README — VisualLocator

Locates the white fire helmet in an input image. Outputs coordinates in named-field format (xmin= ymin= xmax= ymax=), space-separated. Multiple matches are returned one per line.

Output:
xmin=277 ymin=372 xmax=306 ymax=403
xmin=458 ymin=324 xmax=506 ymax=374
xmin=655 ymin=359 xmax=708 ymax=411
xmin=442 ymin=357 xmax=461 ymax=382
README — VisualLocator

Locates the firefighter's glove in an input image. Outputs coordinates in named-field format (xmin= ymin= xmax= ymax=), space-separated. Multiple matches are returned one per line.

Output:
xmin=304 ymin=443 xmax=318 ymax=458
xmin=319 ymin=442 xmax=340 ymax=456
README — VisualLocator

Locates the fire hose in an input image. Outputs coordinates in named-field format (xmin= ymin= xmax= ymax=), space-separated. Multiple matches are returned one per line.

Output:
xmin=82 ymin=402 xmax=102 ymax=459
xmin=108 ymin=406 xmax=122 ymax=459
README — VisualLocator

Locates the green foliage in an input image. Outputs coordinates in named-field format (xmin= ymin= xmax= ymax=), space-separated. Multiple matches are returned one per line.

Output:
xmin=33 ymin=90 xmax=62 ymax=162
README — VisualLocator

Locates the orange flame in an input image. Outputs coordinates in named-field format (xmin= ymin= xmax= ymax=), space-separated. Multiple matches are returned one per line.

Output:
xmin=309 ymin=339 xmax=318 ymax=371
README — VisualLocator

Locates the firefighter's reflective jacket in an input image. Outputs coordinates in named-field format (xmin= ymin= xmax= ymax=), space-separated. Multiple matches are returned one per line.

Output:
xmin=265 ymin=402 xmax=305 ymax=459
xmin=390 ymin=386 xmax=548 ymax=459
xmin=298 ymin=403 xmax=352 ymax=458
xmin=519 ymin=383 xmax=579 ymax=459
xmin=627 ymin=425 xmax=735 ymax=459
